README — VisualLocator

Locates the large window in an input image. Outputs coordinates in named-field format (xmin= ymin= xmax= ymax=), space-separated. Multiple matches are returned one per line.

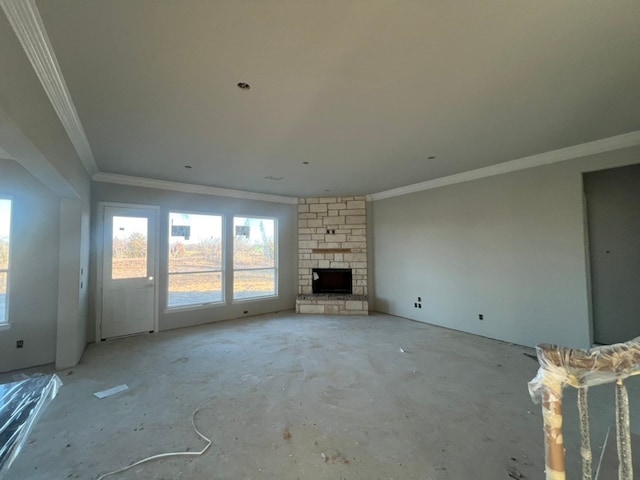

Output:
xmin=168 ymin=212 xmax=223 ymax=308
xmin=233 ymin=217 xmax=277 ymax=300
xmin=0 ymin=198 xmax=11 ymax=325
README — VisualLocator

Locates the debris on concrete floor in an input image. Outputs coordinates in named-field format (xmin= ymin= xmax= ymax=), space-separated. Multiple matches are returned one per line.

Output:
xmin=332 ymin=453 xmax=350 ymax=464
xmin=321 ymin=451 xmax=349 ymax=465
xmin=7 ymin=313 xmax=558 ymax=479
xmin=282 ymin=429 xmax=291 ymax=440
xmin=93 ymin=384 xmax=128 ymax=399
xmin=507 ymin=460 xmax=525 ymax=479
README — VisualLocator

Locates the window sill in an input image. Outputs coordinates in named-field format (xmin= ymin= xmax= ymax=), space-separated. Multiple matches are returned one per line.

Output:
xmin=164 ymin=301 xmax=225 ymax=314
xmin=232 ymin=294 xmax=279 ymax=304
xmin=0 ymin=323 xmax=11 ymax=332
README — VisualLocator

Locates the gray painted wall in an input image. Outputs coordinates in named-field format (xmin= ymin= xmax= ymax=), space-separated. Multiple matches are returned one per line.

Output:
xmin=371 ymin=146 xmax=640 ymax=349
xmin=0 ymin=12 xmax=90 ymax=200
xmin=2 ymin=8 xmax=93 ymax=372
xmin=89 ymin=182 xmax=297 ymax=341
xmin=56 ymin=196 xmax=91 ymax=368
xmin=0 ymin=160 xmax=60 ymax=372
xmin=584 ymin=164 xmax=640 ymax=344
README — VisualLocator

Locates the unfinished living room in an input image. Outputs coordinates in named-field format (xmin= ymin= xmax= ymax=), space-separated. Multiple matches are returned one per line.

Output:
xmin=1 ymin=1 xmax=640 ymax=479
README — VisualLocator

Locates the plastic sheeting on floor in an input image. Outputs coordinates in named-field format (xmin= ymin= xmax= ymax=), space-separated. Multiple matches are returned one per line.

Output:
xmin=0 ymin=374 xmax=62 ymax=478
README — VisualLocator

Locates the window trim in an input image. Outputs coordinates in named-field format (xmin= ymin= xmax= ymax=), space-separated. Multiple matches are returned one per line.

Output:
xmin=232 ymin=215 xmax=278 ymax=302
xmin=166 ymin=210 xmax=225 ymax=310
xmin=0 ymin=196 xmax=12 ymax=327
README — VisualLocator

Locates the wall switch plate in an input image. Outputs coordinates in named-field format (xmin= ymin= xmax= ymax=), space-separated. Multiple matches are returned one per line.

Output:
xmin=479 ymin=314 xmax=484 ymax=320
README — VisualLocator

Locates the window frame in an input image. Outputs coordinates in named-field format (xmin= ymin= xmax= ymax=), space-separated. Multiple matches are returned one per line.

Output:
xmin=232 ymin=215 xmax=278 ymax=302
xmin=0 ymin=196 xmax=12 ymax=329
xmin=166 ymin=210 xmax=225 ymax=311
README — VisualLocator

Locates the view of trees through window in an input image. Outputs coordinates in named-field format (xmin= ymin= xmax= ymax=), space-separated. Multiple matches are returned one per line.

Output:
xmin=0 ymin=198 xmax=11 ymax=324
xmin=168 ymin=212 xmax=223 ymax=308
xmin=111 ymin=216 xmax=148 ymax=280
xmin=233 ymin=217 xmax=276 ymax=300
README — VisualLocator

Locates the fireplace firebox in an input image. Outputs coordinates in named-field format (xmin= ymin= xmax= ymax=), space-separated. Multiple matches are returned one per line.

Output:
xmin=312 ymin=268 xmax=352 ymax=294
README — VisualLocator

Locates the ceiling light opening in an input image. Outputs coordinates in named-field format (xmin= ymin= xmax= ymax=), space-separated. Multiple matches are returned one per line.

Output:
xmin=184 ymin=165 xmax=192 ymax=169
xmin=302 ymin=161 xmax=309 ymax=165
xmin=427 ymin=156 xmax=436 ymax=160
xmin=237 ymin=82 xmax=251 ymax=90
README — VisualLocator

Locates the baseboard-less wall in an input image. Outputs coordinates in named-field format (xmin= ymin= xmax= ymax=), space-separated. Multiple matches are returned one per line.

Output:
xmin=56 ymin=196 xmax=90 ymax=369
xmin=89 ymin=182 xmax=297 ymax=342
xmin=0 ymin=160 xmax=60 ymax=372
xmin=371 ymin=146 xmax=640 ymax=349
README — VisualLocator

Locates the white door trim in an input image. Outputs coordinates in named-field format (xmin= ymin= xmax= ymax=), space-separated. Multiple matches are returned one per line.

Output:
xmin=96 ymin=201 xmax=160 ymax=341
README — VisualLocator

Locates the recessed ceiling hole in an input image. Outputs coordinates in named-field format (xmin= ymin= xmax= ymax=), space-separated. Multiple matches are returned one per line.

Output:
xmin=427 ymin=156 xmax=436 ymax=160
xmin=184 ymin=165 xmax=192 ymax=169
xmin=302 ymin=161 xmax=309 ymax=165
xmin=237 ymin=82 xmax=251 ymax=90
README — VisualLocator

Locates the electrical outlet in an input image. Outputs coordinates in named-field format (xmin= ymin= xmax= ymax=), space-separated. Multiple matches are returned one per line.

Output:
xmin=414 ymin=302 xmax=418 ymax=308
xmin=479 ymin=314 xmax=484 ymax=321
xmin=418 ymin=304 xmax=422 ymax=309
xmin=16 ymin=340 xmax=24 ymax=348
xmin=243 ymin=310 xmax=248 ymax=315
xmin=418 ymin=297 xmax=422 ymax=302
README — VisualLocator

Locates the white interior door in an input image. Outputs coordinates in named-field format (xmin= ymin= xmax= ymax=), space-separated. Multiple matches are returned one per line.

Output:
xmin=101 ymin=206 xmax=156 ymax=340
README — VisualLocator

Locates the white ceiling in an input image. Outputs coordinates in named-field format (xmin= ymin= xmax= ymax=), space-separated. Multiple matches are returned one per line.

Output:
xmin=25 ymin=0 xmax=640 ymax=197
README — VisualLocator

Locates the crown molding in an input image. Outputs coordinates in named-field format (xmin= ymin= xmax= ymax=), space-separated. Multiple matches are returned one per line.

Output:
xmin=0 ymin=107 xmax=80 ymax=198
xmin=1 ymin=0 xmax=98 ymax=176
xmin=93 ymin=172 xmax=299 ymax=205
xmin=370 ymin=130 xmax=640 ymax=201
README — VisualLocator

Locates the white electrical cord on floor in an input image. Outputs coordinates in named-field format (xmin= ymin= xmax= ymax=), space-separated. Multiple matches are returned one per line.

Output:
xmin=95 ymin=405 xmax=212 ymax=480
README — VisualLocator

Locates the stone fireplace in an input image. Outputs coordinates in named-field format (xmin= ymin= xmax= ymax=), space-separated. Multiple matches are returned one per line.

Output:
xmin=296 ymin=196 xmax=368 ymax=315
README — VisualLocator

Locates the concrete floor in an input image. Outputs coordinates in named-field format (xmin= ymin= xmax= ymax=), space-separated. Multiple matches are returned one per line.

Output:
xmin=2 ymin=312 xmax=636 ymax=479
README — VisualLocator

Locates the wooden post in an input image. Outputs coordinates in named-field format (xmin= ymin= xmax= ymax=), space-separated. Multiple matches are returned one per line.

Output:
xmin=542 ymin=380 xmax=566 ymax=480
xmin=533 ymin=338 xmax=640 ymax=480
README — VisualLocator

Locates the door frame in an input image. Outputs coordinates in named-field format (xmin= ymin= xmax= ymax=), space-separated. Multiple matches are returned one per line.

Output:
xmin=96 ymin=202 xmax=160 ymax=341
xmin=582 ymin=187 xmax=595 ymax=346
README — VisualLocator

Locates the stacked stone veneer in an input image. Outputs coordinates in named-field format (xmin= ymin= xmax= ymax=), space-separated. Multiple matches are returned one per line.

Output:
xmin=296 ymin=196 xmax=368 ymax=315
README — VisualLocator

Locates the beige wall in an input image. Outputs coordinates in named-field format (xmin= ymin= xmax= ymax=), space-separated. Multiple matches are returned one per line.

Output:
xmin=0 ymin=160 xmax=60 ymax=372
xmin=371 ymin=146 xmax=640 ymax=349
xmin=90 ymin=182 xmax=297 ymax=340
